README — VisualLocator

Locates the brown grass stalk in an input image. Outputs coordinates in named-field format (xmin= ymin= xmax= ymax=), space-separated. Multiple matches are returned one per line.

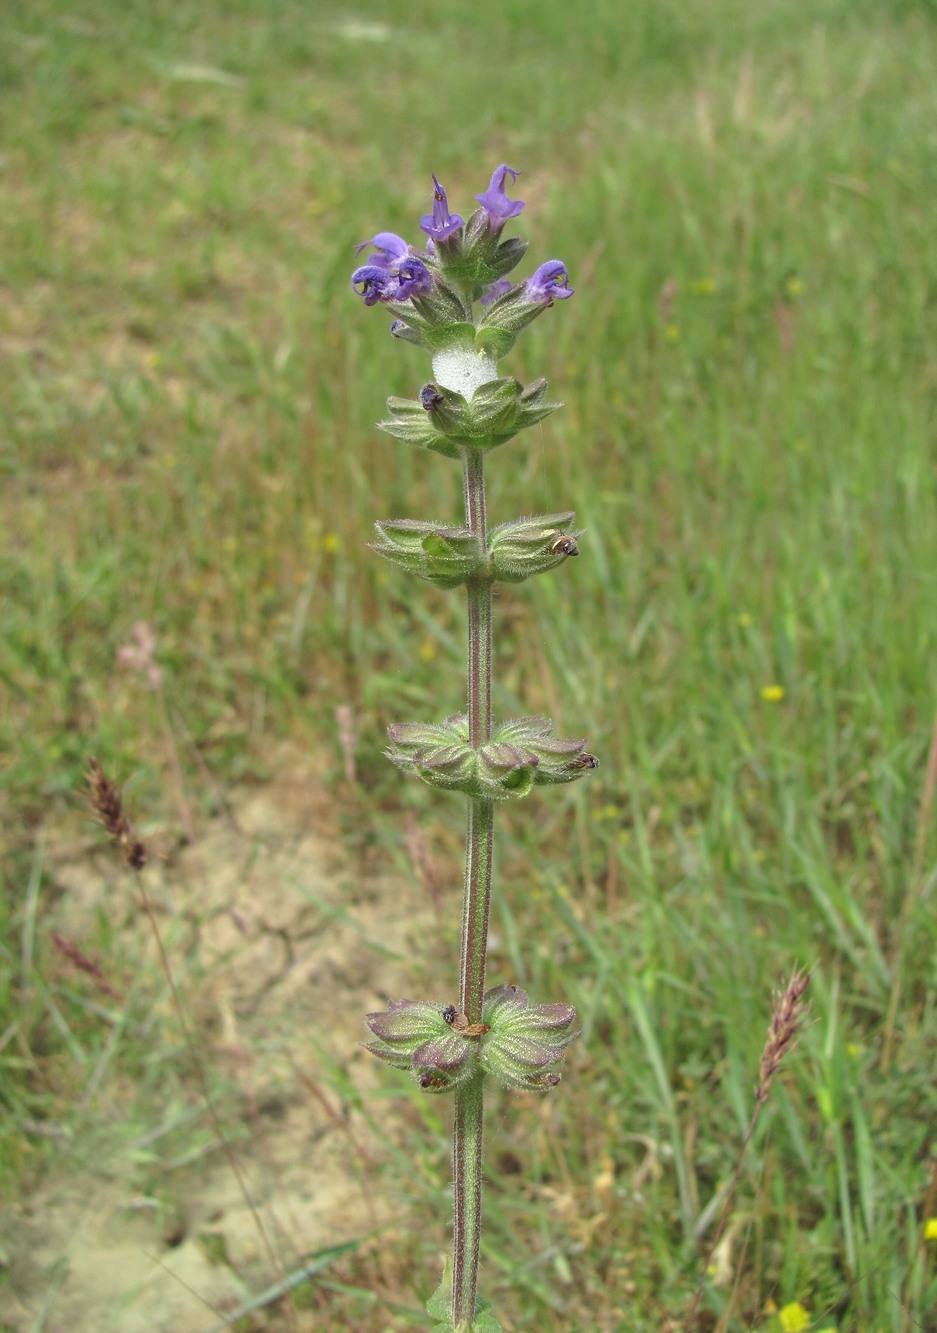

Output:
xmin=686 ymin=966 xmax=812 ymax=1331
xmin=84 ymin=758 xmax=297 ymax=1332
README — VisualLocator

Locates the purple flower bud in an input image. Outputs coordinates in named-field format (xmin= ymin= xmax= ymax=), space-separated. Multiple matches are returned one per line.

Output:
xmin=389 ymin=318 xmax=424 ymax=345
xmin=475 ymin=164 xmax=525 ymax=227
xmin=351 ymin=264 xmax=395 ymax=307
xmin=480 ymin=279 xmax=512 ymax=307
xmin=420 ymin=173 xmax=464 ymax=243
xmin=420 ymin=383 xmax=445 ymax=410
xmin=526 ymin=260 xmax=574 ymax=304
xmin=354 ymin=231 xmax=410 ymax=268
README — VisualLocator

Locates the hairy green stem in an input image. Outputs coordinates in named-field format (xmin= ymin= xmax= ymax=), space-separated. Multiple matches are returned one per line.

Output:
xmin=459 ymin=797 xmax=494 ymax=1022
xmin=463 ymin=449 xmax=491 ymax=748
xmin=452 ymin=1065 xmax=486 ymax=1329
xmin=452 ymin=448 xmax=495 ymax=1328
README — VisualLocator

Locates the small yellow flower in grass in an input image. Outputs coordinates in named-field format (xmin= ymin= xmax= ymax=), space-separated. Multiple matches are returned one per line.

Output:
xmin=779 ymin=1301 xmax=811 ymax=1332
xmin=785 ymin=276 xmax=804 ymax=297
xmin=418 ymin=638 xmax=436 ymax=661
xmin=691 ymin=276 xmax=717 ymax=295
xmin=761 ymin=684 xmax=785 ymax=702
xmin=592 ymin=1156 xmax=615 ymax=1194
xmin=736 ymin=612 xmax=753 ymax=627
xmin=322 ymin=532 xmax=340 ymax=553
xmin=925 ymin=1218 xmax=937 ymax=1241
xmin=664 ymin=323 xmax=681 ymax=342
xmin=592 ymin=803 xmax=620 ymax=822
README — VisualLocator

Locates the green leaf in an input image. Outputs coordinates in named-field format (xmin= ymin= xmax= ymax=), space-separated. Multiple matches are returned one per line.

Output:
xmin=426 ymin=1264 xmax=451 ymax=1320
xmin=426 ymin=1265 xmax=503 ymax=1331
xmin=423 ymin=320 xmax=478 ymax=352
xmin=472 ymin=1313 xmax=504 ymax=1332
xmin=474 ymin=326 xmax=516 ymax=359
xmin=422 ymin=532 xmax=455 ymax=558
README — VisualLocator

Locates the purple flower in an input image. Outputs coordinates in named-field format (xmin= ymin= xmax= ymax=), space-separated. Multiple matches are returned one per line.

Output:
xmin=354 ymin=231 xmax=409 ymax=269
xmin=480 ymin=279 xmax=512 ymax=307
xmin=351 ymin=264 xmax=396 ymax=306
xmin=420 ymin=173 xmax=464 ymax=243
xmin=395 ymin=255 xmax=433 ymax=301
xmin=475 ymin=164 xmax=525 ymax=226
xmin=352 ymin=255 xmax=433 ymax=306
xmin=525 ymin=260 xmax=574 ymax=303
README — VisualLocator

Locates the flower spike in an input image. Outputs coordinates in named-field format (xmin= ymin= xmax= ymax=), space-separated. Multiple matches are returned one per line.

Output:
xmin=350 ymin=163 xmax=591 ymax=1330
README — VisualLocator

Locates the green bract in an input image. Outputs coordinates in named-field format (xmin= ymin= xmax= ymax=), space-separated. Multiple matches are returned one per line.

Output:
xmin=378 ymin=395 xmax=462 ymax=459
xmin=386 ymin=713 xmax=598 ymax=799
xmin=428 ymin=209 xmax=529 ymax=290
xmin=371 ymin=519 xmax=484 ymax=589
xmin=365 ymin=999 xmax=476 ymax=1093
xmin=429 ymin=374 xmax=561 ymax=448
xmin=479 ymin=985 xmax=577 ymax=1092
xmin=488 ymin=511 xmax=583 ymax=583
xmin=365 ymin=986 xmax=577 ymax=1097
xmin=381 ymin=374 xmax=562 ymax=457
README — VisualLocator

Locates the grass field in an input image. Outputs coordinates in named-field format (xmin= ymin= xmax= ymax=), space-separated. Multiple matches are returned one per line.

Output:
xmin=2 ymin=0 xmax=937 ymax=1328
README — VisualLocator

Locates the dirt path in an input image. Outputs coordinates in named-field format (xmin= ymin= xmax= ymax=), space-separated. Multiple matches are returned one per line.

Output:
xmin=6 ymin=748 xmax=436 ymax=1332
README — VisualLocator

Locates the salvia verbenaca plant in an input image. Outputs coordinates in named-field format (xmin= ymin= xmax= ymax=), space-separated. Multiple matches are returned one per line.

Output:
xmin=351 ymin=165 xmax=598 ymax=1332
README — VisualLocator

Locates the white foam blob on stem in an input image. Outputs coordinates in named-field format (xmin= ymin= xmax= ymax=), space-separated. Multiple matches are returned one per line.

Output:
xmin=432 ymin=344 xmax=499 ymax=401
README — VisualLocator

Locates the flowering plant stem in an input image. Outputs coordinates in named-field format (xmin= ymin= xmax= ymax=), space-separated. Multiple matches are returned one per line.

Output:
xmin=454 ymin=450 xmax=494 ymax=1325
xmin=356 ymin=165 xmax=595 ymax=1331
xmin=452 ymin=1060 xmax=486 ymax=1327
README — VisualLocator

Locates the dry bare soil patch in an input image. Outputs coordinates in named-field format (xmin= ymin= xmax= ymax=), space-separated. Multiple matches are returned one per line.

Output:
xmin=6 ymin=749 xmax=428 ymax=1332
